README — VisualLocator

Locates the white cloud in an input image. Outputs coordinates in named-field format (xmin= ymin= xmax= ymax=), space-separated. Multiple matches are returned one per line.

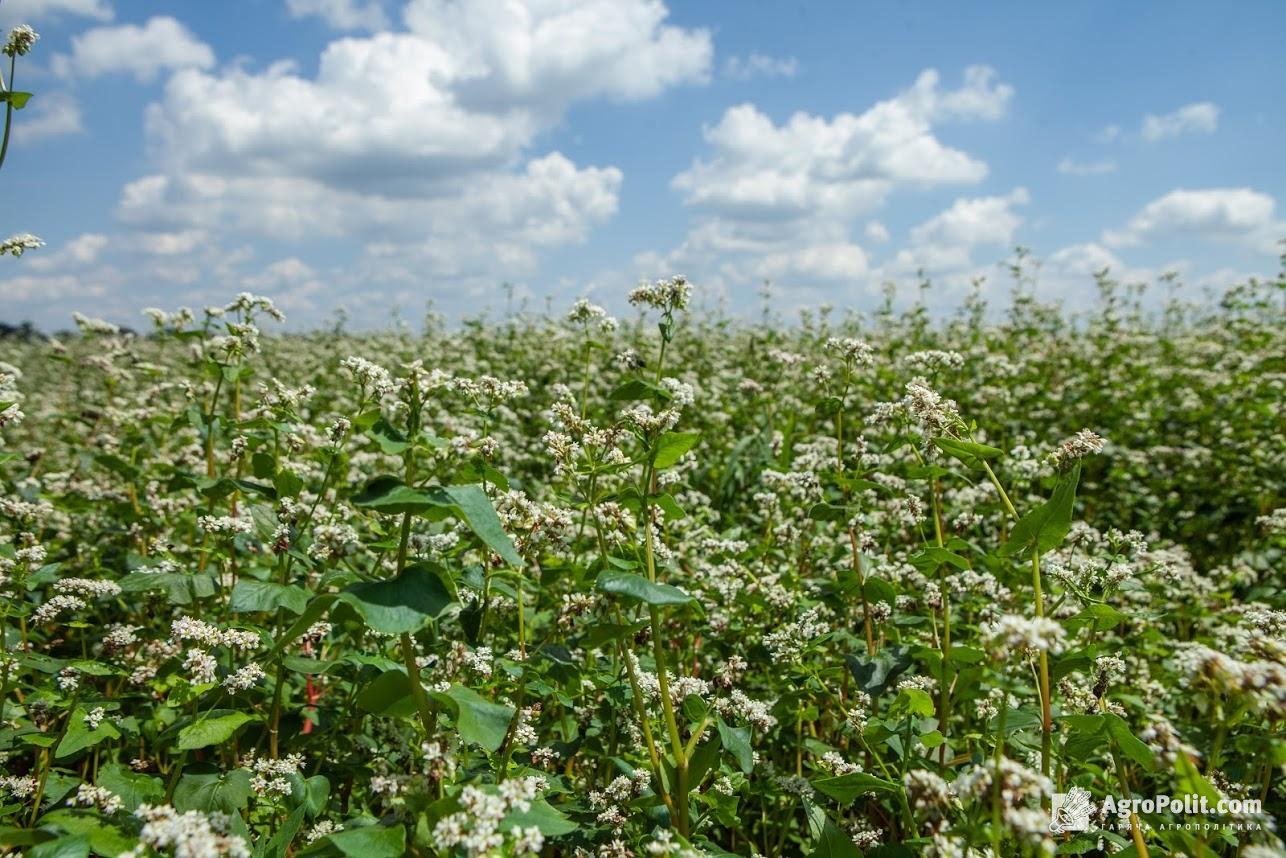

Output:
xmin=14 ymin=91 xmax=82 ymax=142
xmin=52 ymin=16 xmax=215 ymax=82
xmin=1104 ymin=188 xmax=1282 ymax=252
xmin=672 ymin=66 xmax=1009 ymax=222
xmin=910 ymin=188 xmax=1029 ymax=250
xmin=864 ymin=221 xmax=890 ymax=243
xmin=1140 ymin=102 xmax=1219 ymax=142
xmin=402 ymin=0 xmax=711 ymax=108
xmin=646 ymin=67 xmax=1011 ymax=298
xmin=74 ymin=0 xmax=705 ymax=322
xmin=753 ymin=243 xmax=868 ymax=282
xmin=286 ymin=0 xmax=389 ymax=31
xmin=723 ymin=52 xmax=797 ymax=80
xmin=0 ymin=0 xmax=112 ymax=24
xmin=1093 ymin=124 xmax=1121 ymax=144
xmin=26 ymin=232 xmax=107 ymax=272
xmin=1057 ymin=157 xmax=1116 ymax=176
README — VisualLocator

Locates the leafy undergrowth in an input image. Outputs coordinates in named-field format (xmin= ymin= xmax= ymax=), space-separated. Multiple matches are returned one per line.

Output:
xmin=0 ymin=270 xmax=1283 ymax=858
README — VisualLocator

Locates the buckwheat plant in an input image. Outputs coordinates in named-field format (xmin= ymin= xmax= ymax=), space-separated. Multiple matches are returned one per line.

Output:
xmin=0 ymin=259 xmax=1283 ymax=857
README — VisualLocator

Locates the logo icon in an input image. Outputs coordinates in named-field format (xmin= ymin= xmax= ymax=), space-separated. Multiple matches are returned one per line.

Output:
xmin=1050 ymin=787 xmax=1094 ymax=833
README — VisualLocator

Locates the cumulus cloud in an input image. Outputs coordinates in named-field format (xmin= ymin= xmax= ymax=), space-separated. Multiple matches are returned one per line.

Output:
xmin=1140 ymin=102 xmax=1219 ymax=142
xmin=286 ymin=0 xmax=389 ymax=31
xmin=1104 ymin=188 xmax=1282 ymax=252
xmin=910 ymin=188 xmax=1029 ymax=250
xmin=14 ymin=91 xmax=82 ymax=143
xmin=1057 ymin=157 xmax=1116 ymax=176
xmin=723 ymin=52 xmax=797 ymax=80
xmin=0 ymin=0 xmax=112 ymax=24
xmin=52 ymin=16 xmax=215 ymax=82
xmin=641 ymin=66 xmax=1012 ymax=299
xmin=672 ymin=66 xmax=1009 ymax=223
xmin=2 ymin=0 xmax=710 ymax=327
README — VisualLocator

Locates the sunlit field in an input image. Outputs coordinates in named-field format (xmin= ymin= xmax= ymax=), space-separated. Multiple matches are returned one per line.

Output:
xmin=1 ymin=267 xmax=1283 ymax=857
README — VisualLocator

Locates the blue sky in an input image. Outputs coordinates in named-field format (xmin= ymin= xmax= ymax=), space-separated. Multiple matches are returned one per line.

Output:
xmin=2 ymin=0 xmax=1284 ymax=330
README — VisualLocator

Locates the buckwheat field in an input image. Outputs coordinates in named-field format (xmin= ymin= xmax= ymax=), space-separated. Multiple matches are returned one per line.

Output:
xmin=0 ymin=266 xmax=1283 ymax=858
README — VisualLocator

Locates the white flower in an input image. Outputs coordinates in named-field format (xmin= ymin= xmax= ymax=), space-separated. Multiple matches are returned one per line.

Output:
xmin=3 ymin=26 xmax=37 ymax=57
xmin=0 ymin=233 xmax=44 ymax=256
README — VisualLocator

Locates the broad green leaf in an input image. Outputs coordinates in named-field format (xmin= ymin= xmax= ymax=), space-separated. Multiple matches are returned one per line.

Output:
xmin=1104 ymin=713 xmax=1155 ymax=770
xmin=173 ymin=768 xmax=253 ymax=814
xmin=55 ymin=708 xmax=121 ymax=759
xmin=844 ymin=646 xmax=912 ymax=696
xmin=326 ymin=824 xmax=406 ymax=858
xmin=1174 ymin=753 xmax=1223 ymax=805
xmin=932 ymin=436 xmax=1003 ymax=469
xmin=595 ymin=571 xmax=694 ymax=606
xmin=434 ymin=685 xmax=514 ymax=752
xmin=29 ymin=835 xmax=89 ymax=858
xmin=229 ymin=580 xmax=309 ymax=615
xmin=808 ymin=816 xmax=863 ymax=858
xmin=502 ymin=798 xmax=577 ymax=837
xmin=811 ymin=772 xmax=899 ymax=804
xmin=94 ymin=763 xmax=163 ymax=811
xmin=653 ymin=492 xmax=686 ymax=520
xmin=262 ymin=804 xmax=307 ymax=858
xmin=998 ymin=464 xmax=1081 ymax=558
xmin=176 ymin=710 xmax=256 ymax=750
xmin=609 ymin=378 xmax=671 ymax=401
xmin=368 ymin=417 xmax=409 ymax=454
xmin=437 ymin=484 xmax=523 ymax=567
xmin=337 ymin=563 xmax=453 ymax=635
xmin=30 ymin=812 xmax=131 ymax=857
xmin=351 ymin=475 xmax=438 ymax=514
xmin=653 ymin=431 xmax=700 ymax=469
xmin=352 ymin=479 xmax=522 ymax=566
xmin=717 ymin=717 xmax=753 ymax=774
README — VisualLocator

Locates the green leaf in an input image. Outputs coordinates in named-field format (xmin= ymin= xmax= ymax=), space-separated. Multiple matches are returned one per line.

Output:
xmin=653 ymin=431 xmax=700 ymax=469
xmin=368 ymin=417 xmax=409 ymax=454
xmin=337 ymin=562 xmax=453 ymax=635
xmin=844 ymin=646 xmax=912 ymax=696
xmin=1174 ymin=753 xmax=1222 ymax=806
xmin=998 ymin=463 xmax=1081 ymax=558
xmin=932 ymin=436 xmax=1003 ymax=469
xmin=894 ymin=688 xmax=936 ymax=718
xmin=2 ymin=91 xmax=33 ymax=109
xmin=176 ymin=710 xmax=256 ymax=750
xmin=351 ymin=475 xmax=438 ymax=514
xmin=326 ymin=824 xmax=406 ymax=858
xmin=173 ymin=768 xmax=254 ymax=814
xmin=808 ymin=816 xmax=863 ymax=858
xmin=909 ymin=546 xmax=971 ymax=571
xmin=30 ymin=812 xmax=132 ymax=857
xmin=1104 ymin=713 xmax=1155 ymax=770
xmin=94 ymin=763 xmax=163 ymax=811
xmin=229 ymin=580 xmax=309 ymax=615
xmin=595 ymin=571 xmax=694 ymax=606
xmin=262 ymin=804 xmax=307 ymax=858
xmin=808 ymin=502 xmax=852 ymax=523
xmin=609 ymin=378 xmax=671 ymax=402
xmin=29 ymin=835 xmax=89 ymax=858
xmin=353 ymin=478 xmax=522 ymax=566
xmin=55 ymin=708 xmax=121 ymax=759
xmin=270 ymin=594 xmax=338 ymax=657
xmin=653 ymin=493 xmax=686 ymax=520
xmin=502 ymin=798 xmax=577 ymax=837
xmin=717 ymin=717 xmax=753 ymax=774
xmin=437 ymin=484 xmax=523 ymax=567
xmin=811 ymin=772 xmax=899 ymax=804
xmin=438 ymin=685 xmax=514 ymax=752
